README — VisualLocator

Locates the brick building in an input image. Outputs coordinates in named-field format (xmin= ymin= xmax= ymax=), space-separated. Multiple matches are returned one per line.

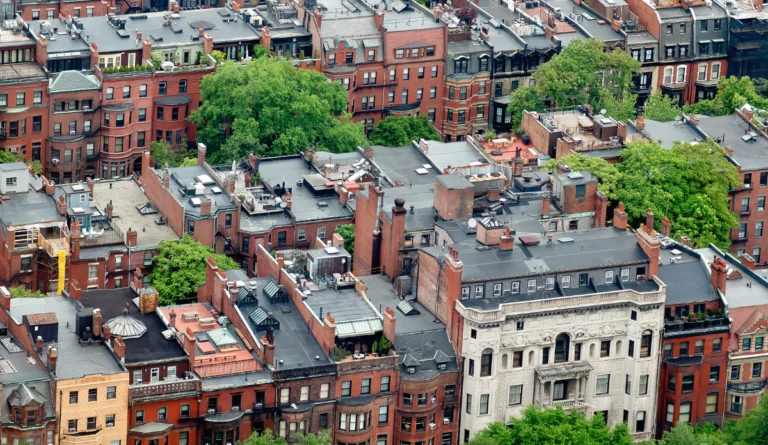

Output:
xmin=16 ymin=0 xmax=115 ymax=22
xmin=710 ymin=0 xmax=767 ymax=79
xmin=655 ymin=242 xmax=730 ymax=434
xmin=443 ymin=36 xmax=491 ymax=142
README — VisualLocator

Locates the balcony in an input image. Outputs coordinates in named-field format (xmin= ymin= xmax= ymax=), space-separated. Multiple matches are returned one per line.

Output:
xmin=60 ymin=425 xmax=104 ymax=445
xmin=727 ymin=380 xmax=768 ymax=394
xmin=385 ymin=101 xmax=422 ymax=114
xmin=129 ymin=376 xmax=201 ymax=401
xmin=664 ymin=316 xmax=730 ymax=338
xmin=537 ymin=397 xmax=589 ymax=411
xmin=38 ymin=228 xmax=69 ymax=257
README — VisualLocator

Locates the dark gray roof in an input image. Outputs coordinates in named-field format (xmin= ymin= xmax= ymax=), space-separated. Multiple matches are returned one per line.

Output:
xmin=697 ymin=114 xmax=768 ymax=171
xmin=426 ymin=228 xmax=649 ymax=283
xmin=7 ymin=382 xmax=47 ymax=406
xmin=227 ymin=271 xmax=331 ymax=370
xmin=657 ymin=7 xmax=693 ymax=20
xmin=377 ymin=183 xmax=438 ymax=231
xmin=553 ymin=170 xmax=597 ymax=186
xmin=80 ymin=288 xmax=186 ymax=364
xmin=368 ymin=145 xmax=439 ymax=186
xmin=49 ymin=71 xmax=99 ymax=94
xmin=420 ymin=140 xmax=487 ymax=171
xmin=658 ymin=248 xmax=718 ymax=305
xmin=436 ymin=174 xmax=473 ymax=190
xmin=304 ymin=287 xmax=381 ymax=324
xmin=1 ymin=381 xmax=54 ymax=424
xmin=166 ymin=166 xmax=238 ymax=217
xmin=0 ymin=162 xmax=28 ymax=172
xmin=643 ymin=119 xmax=702 ymax=149
xmin=0 ymin=189 xmax=65 ymax=227
xmin=666 ymin=355 xmax=704 ymax=366
xmin=396 ymin=330 xmax=458 ymax=381
xmin=362 ymin=274 xmax=446 ymax=335
xmin=10 ymin=296 xmax=124 ymax=380
xmin=77 ymin=245 xmax=128 ymax=261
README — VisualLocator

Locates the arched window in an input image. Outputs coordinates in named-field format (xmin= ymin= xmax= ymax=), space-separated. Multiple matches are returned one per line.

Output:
xmin=501 ymin=354 xmax=508 ymax=370
xmin=528 ymin=350 xmax=534 ymax=365
xmin=480 ymin=349 xmax=493 ymax=377
xmin=554 ymin=334 xmax=570 ymax=363
xmin=616 ymin=340 xmax=623 ymax=356
xmin=589 ymin=343 xmax=596 ymax=358
xmin=641 ymin=330 xmax=653 ymax=357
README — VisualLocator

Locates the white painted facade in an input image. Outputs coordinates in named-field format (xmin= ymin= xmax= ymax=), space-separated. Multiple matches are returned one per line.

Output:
xmin=457 ymin=281 xmax=666 ymax=442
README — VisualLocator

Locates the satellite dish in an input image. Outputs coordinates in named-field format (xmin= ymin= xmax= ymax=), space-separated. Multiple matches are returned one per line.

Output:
xmin=279 ymin=202 xmax=287 ymax=208
xmin=468 ymin=218 xmax=477 ymax=229
xmin=341 ymin=258 xmax=346 ymax=264
xmin=599 ymin=109 xmax=607 ymax=115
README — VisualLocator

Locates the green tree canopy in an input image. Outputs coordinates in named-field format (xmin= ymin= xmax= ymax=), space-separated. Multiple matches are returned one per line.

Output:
xmin=642 ymin=92 xmax=683 ymax=122
xmin=240 ymin=429 xmax=332 ymax=445
xmin=149 ymin=140 xmax=192 ymax=168
xmin=190 ymin=57 xmax=366 ymax=163
xmin=616 ymin=139 xmax=739 ymax=248
xmin=468 ymin=406 xmax=634 ymax=445
xmin=368 ymin=116 xmax=441 ymax=147
xmin=335 ymin=224 xmax=355 ymax=257
xmin=727 ymin=395 xmax=768 ymax=445
xmin=653 ymin=422 xmax=727 ymax=445
xmin=507 ymin=86 xmax=545 ymax=135
xmin=149 ymin=235 xmax=239 ymax=304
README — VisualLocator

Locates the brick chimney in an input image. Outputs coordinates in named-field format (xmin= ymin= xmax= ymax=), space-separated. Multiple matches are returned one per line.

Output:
xmin=103 ymin=324 xmax=111 ymax=342
xmin=200 ymin=197 xmax=212 ymax=215
xmin=113 ymin=336 xmax=126 ymax=363
xmin=636 ymin=115 xmax=645 ymax=131
xmin=136 ymin=31 xmax=142 ymax=41
xmin=197 ymin=143 xmax=206 ymax=166
xmin=67 ymin=279 xmax=82 ymax=301
xmin=46 ymin=346 xmax=57 ymax=374
xmin=126 ymin=228 xmax=137 ymax=247
xmin=203 ymin=32 xmax=213 ymax=55
xmin=688 ymin=115 xmax=700 ymax=127
xmin=661 ymin=216 xmax=671 ymax=237
xmin=594 ymin=191 xmax=608 ymax=228
xmin=142 ymin=39 xmax=152 ymax=63
xmin=56 ymin=195 xmax=67 ymax=216
xmin=45 ymin=179 xmax=55 ymax=195
xmin=724 ymin=145 xmax=734 ymax=157
xmin=611 ymin=18 xmax=623 ymax=31
xmin=231 ymin=0 xmax=240 ymax=12
xmin=262 ymin=334 xmax=275 ymax=367
xmin=332 ymin=232 xmax=344 ymax=248
xmin=35 ymin=336 xmax=43 ymax=354
xmin=182 ymin=327 xmax=196 ymax=357
xmin=476 ymin=219 xmax=505 ymax=246
xmin=313 ymin=10 xmax=323 ymax=29
xmin=0 ymin=287 xmax=9 ymax=311
xmin=260 ymin=27 xmax=271 ymax=54
xmin=169 ymin=309 xmax=177 ymax=328
xmin=374 ymin=10 xmax=384 ymax=29
xmin=106 ymin=200 xmax=113 ymax=219
xmin=636 ymin=224 xmax=660 ymax=280
xmin=613 ymin=202 xmax=628 ymax=230
xmin=645 ymin=208 xmax=655 ymax=231
xmin=225 ymin=175 xmax=236 ymax=195
xmin=363 ymin=146 xmax=374 ymax=159
xmin=487 ymin=188 xmax=501 ymax=203
xmin=142 ymin=150 xmax=151 ymax=179
xmin=499 ymin=226 xmax=514 ymax=251
xmin=283 ymin=191 xmax=292 ymax=210
xmin=70 ymin=220 xmax=81 ymax=259
xmin=383 ymin=307 xmax=396 ymax=344
xmin=339 ymin=186 xmax=349 ymax=206
xmin=85 ymin=178 xmax=94 ymax=196
xmin=542 ymin=193 xmax=551 ymax=218
xmin=138 ymin=287 xmax=159 ymax=313
xmin=92 ymin=309 xmax=102 ymax=337
xmin=679 ymin=236 xmax=691 ymax=247
xmin=741 ymin=106 xmax=754 ymax=121
xmin=277 ymin=254 xmax=285 ymax=270
xmin=741 ymin=253 xmax=756 ymax=271
xmin=710 ymin=257 xmax=728 ymax=295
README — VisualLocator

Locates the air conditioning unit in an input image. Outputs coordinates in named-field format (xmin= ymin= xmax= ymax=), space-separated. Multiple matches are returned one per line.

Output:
xmin=10 ymin=147 xmax=17 ymax=153
xmin=52 ymin=158 xmax=60 ymax=164
xmin=443 ymin=418 xmax=450 ymax=424
xmin=70 ymin=130 xmax=76 ymax=135
xmin=431 ymin=397 xmax=437 ymax=404
xmin=254 ymin=402 xmax=264 ymax=409
xmin=430 ymin=423 xmax=437 ymax=430
xmin=69 ymin=428 xmax=77 ymax=433
xmin=232 ymin=406 xmax=240 ymax=411
xmin=208 ymin=409 xmax=216 ymax=415
xmin=107 ymin=423 xmax=114 ymax=427
xmin=745 ymin=184 xmax=752 ymax=189
xmin=637 ymin=275 xmax=645 ymax=280
xmin=83 ymin=105 xmax=90 ymax=110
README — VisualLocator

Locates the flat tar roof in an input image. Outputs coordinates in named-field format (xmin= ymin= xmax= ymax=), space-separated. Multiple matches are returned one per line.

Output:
xmin=698 ymin=114 xmax=768 ymax=171
xmin=0 ymin=188 xmax=65 ymax=228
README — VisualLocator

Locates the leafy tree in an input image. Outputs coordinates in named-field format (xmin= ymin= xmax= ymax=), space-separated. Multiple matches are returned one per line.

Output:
xmin=149 ymin=140 xmax=190 ymax=168
xmin=617 ymin=139 xmax=739 ymax=248
xmin=335 ymin=224 xmax=355 ymax=257
xmin=682 ymin=76 xmax=768 ymax=117
xmin=190 ymin=57 xmax=364 ymax=163
xmin=753 ymin=77 xmax=768 ymax=99
xmin=642 ymin=92 xmax=682 ymax=122
xmin=211 ymin=50 xmax=226 ymax=64
xmin=240 ymin=429 xmax=332 ymax=445
xmin=655 ymin=422 xmax=727 ymax=445
xmin=508 ymin=86 xmax=545 ymax=135
xmin=602 ymin=91 xmax=639 ymax=123
xmin=9 ymin=287 xmax=46 ymax=298
xmin=533 ymin=39 xmax=640 ymax=109
xmin=321 ymin=115 xmax=370 ymax=151
xmin=178 ymin=157 xmax=198 ymax=167
xmin=468 ymin=406 xmax=634 ymax=445
xmin=545 ymin=153 xmax=621 ymax=200
xmin=149 ymin=235 xmax=239 ymax=304
xmin=457 ymin=7 xmax=478 ymax=27
xmin=252 ymin=44 xmax=269 ymax=59
xmin=727 ymin=395 xmax=768 ymax=445
xmin=368 ymin=116 xmax=440 ymax=147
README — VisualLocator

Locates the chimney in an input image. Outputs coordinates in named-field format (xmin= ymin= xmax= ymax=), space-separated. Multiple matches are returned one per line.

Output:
xmin=248 ymin=153 xmax=260 ymax=172
xmin=142 ymin=39 xmax=152 ymax=63
xmin=231 ymin=0 xmax=240 ymax=12
xmin=499 ymin=226 xmax=514 ymax=251
xmin=617 ymin=121 xmax=627 ymax=141
xmin=277 ymin=254 xmax=285 ymax=270
xmin=374 ymin=10 xmax=384 ymax=30
xmin=126 ymin=228 xmax=138 ymax=247
xmin=636 ymin=224 xmax=661 ymax=280
xmin=138 ymin=287 xmax=159 ymax=313
xmin=85 ymin=178 xmax=94 ymax=196
xmin=35 ymin=336 xmax=43 ymax=353
xmin=169 ymin=309 xmax=177 ymax=328
xmin=0 ymin=287 xmax=9 ymax=311
xmin=332 ymin=232 xmax=344 ymax=248
xmin=67 ymin=279 xmax=82 ymax=301
xmin=198 ymin=27 xmax=205 ymax=39
xmin=142 ymin=150 xmax=151 ymax=180
xmin=203 ymin=32 xmax=213 ymax=55
xmin=611 ymin=18 xmax=623 ymax=31
xmin=113 ymin=336 xmax=126 ymax=363
xmin=283 ymin=192 xmax=292 ymax=209
xmin=106 ymin=200 xmax=114 ymax=219
xmin=200 ymin=197 xmax=212 ymax=215
xmin=183 ymin=327 xmax=196 ymax=357
xmin=724 ymin=145 xmax=734 ymax=157
xmin=260 ymin=28 xmax=271 ymax=56
xmin=56 ymin=195 xmax=67 ymax=216
xmin=679 ymin=236 xmax=691 ymax=247
xmin=542 ymin=193 xmax=551 ymax=218
xmin=339 ymin=186 xmax=349 ymax=206
xmin=741 ymin=253 xmax=756 ymax=271
xmin=487 ymin=188 xmax=500 ymax=203
xmin=363 ymin=146 xmax=374 ymax=159
xmin=225 ymin=175 xmax=236 ymax=195
xmin=262 ymin=335 xmax=275 ymax=367
xmin=136 ymin=31 xmax=142 ymax=41
xmin=742 ymin=106 xmax=754 ymax=121
xmin=710 ymin=257 xmax=728 ymax=295
xmin=92 ymin=309 xmax=102 ymax=337
xmin=645 ymin=208 xmax=655 ymax=231
xmin=661 ymin=216 xmax=671 ymax=237
xmin=688 ymin=115 xmax=700 ymax=127
xmin=70 ymin=220 xmax=81 ymax=259
xmin=45 ymin=179 xmax=55 ymax=195
xmin=46 ymin=346 xmax=57 ymax=374
xmin=197 ymin=143 xmax=206 ymax=166
xmin=103 ymin=324 xmax=111 ymax=343
xmin=636 ymin=115 xmax=645 ymax=131
xmin=383 ymin=307 xmax=396 ymax=344
xmin=313 ymin=10 xmax=323 ymax=28
xmin=613 ymin=202 xmax=628 ymax=230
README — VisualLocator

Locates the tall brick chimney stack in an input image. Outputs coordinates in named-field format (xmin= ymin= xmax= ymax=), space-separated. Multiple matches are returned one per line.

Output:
xmin=710 ymin=257 xmax=728 ymax=295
